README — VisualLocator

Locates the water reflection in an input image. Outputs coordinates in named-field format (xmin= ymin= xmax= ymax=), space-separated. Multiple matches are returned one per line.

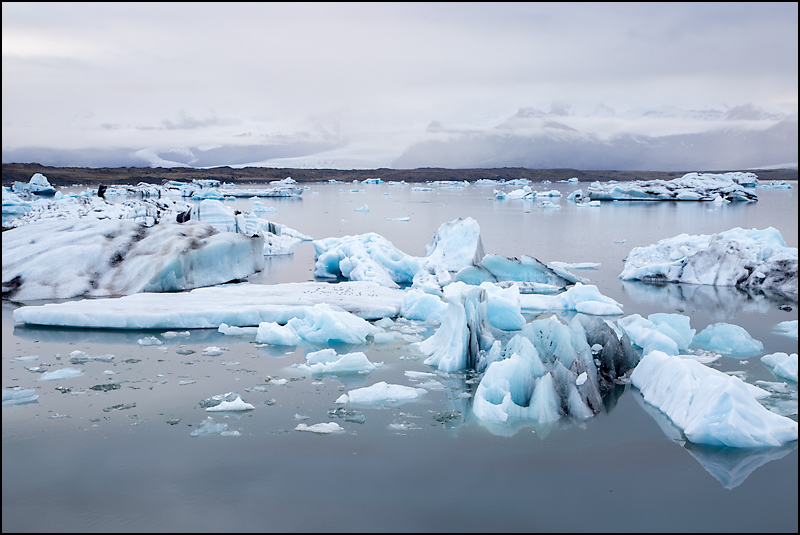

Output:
xmin=621 ymin=280 xmax=797 ymax=320
xmin=632 ymin=389 xmax=798 ymax=489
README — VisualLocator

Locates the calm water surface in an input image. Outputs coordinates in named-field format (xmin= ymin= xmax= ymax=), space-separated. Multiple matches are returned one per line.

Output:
xmin=3 ymin=179 xmax=797 ymax=532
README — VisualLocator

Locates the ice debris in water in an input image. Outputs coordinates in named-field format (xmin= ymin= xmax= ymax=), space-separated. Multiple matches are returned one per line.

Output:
xmin=198 ymin=391 xmax=241 ymax=408
xmin=2 ymin=388 xmax=39 ymax=406
xmin=205 ymin=395 xmax=255 ymax=412
xmin=39 ymin=368 xmax=83 ymax=381
xmin=69 ymin=350 xmax=114 ymax=363
xmin=327 ymin=407 xmax=366 ymax=424
xmin=190 ymin=417 xmax=240 ymax=437
xmin=137 ymin=336 xmax=163 ymax=346
xmin=335 ymin=382 xmax=427 ymax=405
xmin=201 ymin=346 xmax=225 ymax=356
xmin=774 ymin=319 xmax=798 ymax=340
xmin=295 ymin=422 xmax=344 ymax=434
xmin=292 ymin=348 xmax=383 ymax=374
xmin=760 ymin=352 xmax=798 ymax=382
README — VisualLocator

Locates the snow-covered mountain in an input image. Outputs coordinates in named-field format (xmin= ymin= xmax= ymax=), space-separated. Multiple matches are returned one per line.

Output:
xmin=2 ymin=103 xmax=796 ymax=171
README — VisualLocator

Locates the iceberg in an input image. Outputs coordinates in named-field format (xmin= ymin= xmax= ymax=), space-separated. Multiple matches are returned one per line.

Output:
xmin=11 ymin=173 xmax=57 ymax=195
xmin=619 ymin=227 xmax=798 ymax=297
xmin=205 ymin=395 xmax=255 ymax=412
xmin=774 ymin=319 xmax=798 ymax=339
xmin=335 ymin=381 xmax=427 ymax=405
xmin=690 ymin=322 xmax=763 ymax=358
xmin=630 ymin=350 xmax=798 ymax=448
xmin=255 ymin=302 xmax=378 ymax=345
xmin=2 ymin=217 xmax=266 ymax=301
xmin=293 ymin=348 xmax=382 ymax=374
xmin=587 ymin=172 xmax=758 ymax=202
xmin=760 ymin=352 xmax=798 ymax=382
xmin=294 ymin=422 xmax=344 ymax=434
xmin=12 ymin=281 xmax=406 ymax=329
xmin=617 ymin=313 xmax=695 ymax=356
xmin=38 ymin=367 xmax=83 ymax=381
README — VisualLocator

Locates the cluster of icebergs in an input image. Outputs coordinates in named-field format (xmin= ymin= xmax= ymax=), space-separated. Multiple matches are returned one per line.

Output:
xmin=3 ymin=173 xmax=798 ymax=451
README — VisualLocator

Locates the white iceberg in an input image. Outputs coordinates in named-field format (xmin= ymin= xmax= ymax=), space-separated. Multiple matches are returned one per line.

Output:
xmin=12 ymin=281 xmax=406 ymax=329
xmin=335 ymin=381 xmax=427 ymax=405
xmin=293 ymin=348 xmax=382 ymax=374
xmin=205 ymin=395 xmax=255 ymax=412
xmin=631 ymin=350 xmax=798 ymax=448
xmin=761 ymin=352 xmax=798 ymax=382
xmin=295 ymin=422 xmax=344 ymax=434
xmin=38 ymin=367 xmax=83 ymax=381
xmin=617 ymin=313 xmax=695 ymax=356
xmin=11 ymin=173 xmax=57 ymax=195
xmin=774 ymin=319 xmax=798 ymax=340
xmin=619 ymin=227 xmax=797 ymax=297
xmin=588 ymin=172 xmax=758 ymax=202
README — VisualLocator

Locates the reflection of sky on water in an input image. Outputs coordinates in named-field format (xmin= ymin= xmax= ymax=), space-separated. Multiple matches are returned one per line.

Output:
xmin=633 ymin=389 xmax=798 ymax=489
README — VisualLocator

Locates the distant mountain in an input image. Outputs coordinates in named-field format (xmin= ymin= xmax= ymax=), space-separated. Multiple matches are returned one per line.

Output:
xmin=393 ymin=104 xmax=798 ymax=171
xmin=3 ymin=103 xmax=796 ymax=171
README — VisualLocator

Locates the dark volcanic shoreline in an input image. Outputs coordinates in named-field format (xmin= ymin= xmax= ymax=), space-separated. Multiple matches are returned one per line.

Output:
xmin=2 ymin=162 xmax=797 ymax=187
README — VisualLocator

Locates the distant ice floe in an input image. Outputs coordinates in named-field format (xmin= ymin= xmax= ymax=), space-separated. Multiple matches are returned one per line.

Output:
xmin=619 ymin=227 xmax=798 ymax=297
xmin=335 ymin=381 xmax=427 ymax=405
xmin=2 ymin=388 xmax=39 ymax=406
xmin=587 ymin=172 xmax=759 ymax=202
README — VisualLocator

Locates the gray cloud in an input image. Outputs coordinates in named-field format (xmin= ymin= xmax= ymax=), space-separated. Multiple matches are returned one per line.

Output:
xmin=2 ymin=2 xmax=797 ymax=169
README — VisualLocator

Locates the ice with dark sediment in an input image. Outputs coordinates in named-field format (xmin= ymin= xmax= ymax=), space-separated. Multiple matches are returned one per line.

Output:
xmin=619 ymin=227 xmax=798 ymax=298
xmin=587 ymin=172 xmax=759 ymax=202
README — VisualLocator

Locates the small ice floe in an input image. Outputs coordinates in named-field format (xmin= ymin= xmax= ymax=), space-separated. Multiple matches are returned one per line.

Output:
xmin=386 ymin=216 xmax=411 ymax=221
xmin=69 ymin=350 xmax=114 ymax=363
xmin=190 ymin=417 xmax=240 ymax=437
xmin=201 ymin=346 xmax=225 ymax=356
xmin=178 ymin=380 xmax=196 ymax=385
xmin=690 ymin=322 xmax=763 ymax=358
xmin=761 ymin=352 xmax=798 ymax=382
xmin=354 ymin=204 xmax=369 ymax=212
xmin=335 ymin=382 xmax=427 ymax=405
xmin=39 ymin=368 xmax=82 ymax=381
xmin=137 ymin=336 xmax=163 ymax=346
xmin=161 ymin=331 xmax=191 ymax=339
xmin=295 ymin=422 xmax=344 ymax=434
xmin=205 ymin=395 xmax=254 ymax=412
xmin=774 ymin=320 xmax=798 ymax=340
xmin=292 ymin=348 xmax=382 ymax=375
xmin=538 ymin=201 xmax=561 ymax=210
xmin=11 ymin=355 xmax=39 ymax=362
xmin=2 ymin=388 xmax=39 ymax=406
xmin=218 ymin=323 xmax=258 ymax=336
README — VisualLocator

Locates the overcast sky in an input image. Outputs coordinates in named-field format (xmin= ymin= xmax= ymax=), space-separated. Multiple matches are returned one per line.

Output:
xmin=2 ymin=2 xmax=797 ymax=167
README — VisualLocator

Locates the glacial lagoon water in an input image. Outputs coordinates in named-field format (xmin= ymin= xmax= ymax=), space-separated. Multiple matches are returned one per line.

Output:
xmin=2 ymin=178 xmax=798 ymax=532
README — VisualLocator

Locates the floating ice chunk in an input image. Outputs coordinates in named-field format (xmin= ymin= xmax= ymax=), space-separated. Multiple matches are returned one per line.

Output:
xmin=761 ymin=352 xmax=798 ymax=382
xmin=190 ymin=417 xmax=240 ymax=436
xmin=161 ymin=331 xmax=191 ymax=339
xmin=12 ymin=173 xmax=57 ymax=195
xmin=2 ymin=388 xmax=39 ymax=405
xmin=285 ymin=303 xmax=378 ymax=345
xmin=538 ymin=201 xmax=561 ymax=209
xmin=68 ymin=350 xmax=115 ymax=363
xmin=13 ymin=281 xmax=406 ymax=329
xmin=690 ymin=322 xmax=763 ymax=358
xmin=254 ymin=322 xmax=303 ymax=346
xmin=39 ymin=367 xmax=82 ymax=381
xmin=619 ymin=227 xmax=797 ymax=296
xmin=294 ymin=349 xmax=382 ymax=374
xmin=218 ymin=323 xmax=259 ymax=336
xmin=137 ymin=336 xmax=163 ymax=346
xmin=335 ymin=381 xmax=427 ymax=405
xmin=295 ymin=422 xmax=344 ymax=434
xmin=631 ymin=350 xmax=798 ymax=447
xmin=205 ymin=395 xmax=255 ymax=411
xmin=588 ymin=172 xmax=758 ymax=202
xmin=201 ymin=346 xmax=225 ymax=356
xmin=2 ymin=217 xmax=266 ymax=301
xmin=518 ymin=283 xmax=623 ymax=315
xmin=313 ymin=233 xmax=419 ymax=288
xmin=774 ymin=320 xmax=798 ymax=340
xmin=11 ymin=355 xmax=39 ymax=362
xmin=617 ymin=313 xmax=695 ymax=356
